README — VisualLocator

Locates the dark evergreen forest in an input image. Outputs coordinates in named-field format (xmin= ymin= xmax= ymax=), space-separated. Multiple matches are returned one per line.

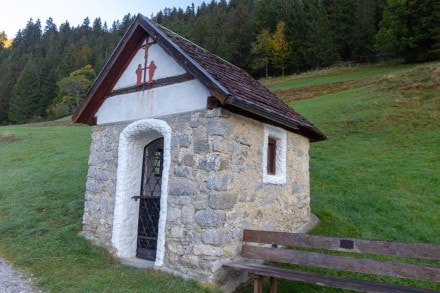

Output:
xmin=0 ymin=0 xmax=438 ymax=125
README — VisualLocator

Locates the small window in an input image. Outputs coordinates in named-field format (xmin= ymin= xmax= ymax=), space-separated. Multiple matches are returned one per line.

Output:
xmin=263 ymin=124 xmax=287 ymax=184
xmin=267 ymin=137 xmax=277 ymax=175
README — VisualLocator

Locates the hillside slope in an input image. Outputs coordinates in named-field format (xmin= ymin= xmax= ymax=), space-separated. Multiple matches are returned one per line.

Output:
xmin=0 ymin=63 xmax=439 ymax=292
xmin=290 ymin=63 xmax=439 ymax=243
xmin=253 ymin=62 xmax=440 ymax=292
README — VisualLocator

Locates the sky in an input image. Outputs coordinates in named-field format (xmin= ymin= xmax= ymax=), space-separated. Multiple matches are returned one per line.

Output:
xmin=1 ymin=0 xmax=206 ymax=37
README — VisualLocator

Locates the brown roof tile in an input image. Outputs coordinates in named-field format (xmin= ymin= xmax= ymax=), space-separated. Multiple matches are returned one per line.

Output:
xmin=158 ymin=24 xmax=326 ymax=141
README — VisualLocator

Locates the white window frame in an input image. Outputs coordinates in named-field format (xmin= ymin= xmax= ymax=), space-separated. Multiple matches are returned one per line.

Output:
xmin=263 ymin=124 xmax=287 ymax=184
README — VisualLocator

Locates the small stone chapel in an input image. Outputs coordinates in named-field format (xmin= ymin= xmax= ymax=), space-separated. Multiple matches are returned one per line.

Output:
xmin=73 ymin=14 xmax=326 ymax=288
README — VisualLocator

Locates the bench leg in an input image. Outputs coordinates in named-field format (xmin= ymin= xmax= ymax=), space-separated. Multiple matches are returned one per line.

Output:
xmin=250 ymin=274 xmax=263 ymax=293
xmin=270 ymin=277 xmax=277 ymax=293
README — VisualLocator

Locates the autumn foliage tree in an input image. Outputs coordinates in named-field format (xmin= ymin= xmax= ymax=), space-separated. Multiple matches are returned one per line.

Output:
xmin=270 ymin=21 xmax=291 ymax=76
xmin=0 ymin=31 xmax=11 ymax=49
xmin=251 ymin=29 xmax=272 ymax=78
xmin=252 ymin=21 xmax=292 ymax=77
xmin=47 ymin=65 xmax=96 ymax=118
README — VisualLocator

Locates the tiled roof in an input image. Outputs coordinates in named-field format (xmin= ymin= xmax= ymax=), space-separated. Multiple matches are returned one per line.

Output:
xmin=73 ymin=14 xmax=325 ymax=141
xmin=158 ymin=24 xmax=326 ymax=141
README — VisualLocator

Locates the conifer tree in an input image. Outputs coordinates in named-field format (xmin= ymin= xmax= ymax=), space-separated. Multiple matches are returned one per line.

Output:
xmin=301 ymin=0 xmax=337 ymax=68
xmin=375 ymin=0 xmax=440 ymax=62
xmin=8 ymin=61 xmax=41 ymax=123
xmin=225 ymin=1 xmax=254 ymax=69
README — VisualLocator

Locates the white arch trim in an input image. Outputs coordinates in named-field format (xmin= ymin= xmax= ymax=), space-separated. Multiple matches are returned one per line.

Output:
xmin=111 ymin=119 xmax=171 ymax=267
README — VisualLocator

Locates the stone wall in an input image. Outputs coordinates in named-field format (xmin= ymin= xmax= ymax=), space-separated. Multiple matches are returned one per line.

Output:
xmin=80 ymin=107 xmax=311 ymax=286
xmin=80 ymin=123 xmax=125 ymax=250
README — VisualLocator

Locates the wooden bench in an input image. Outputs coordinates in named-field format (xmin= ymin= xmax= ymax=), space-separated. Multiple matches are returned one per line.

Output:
xmin=222 ymin=229 xmax=440 ymax=293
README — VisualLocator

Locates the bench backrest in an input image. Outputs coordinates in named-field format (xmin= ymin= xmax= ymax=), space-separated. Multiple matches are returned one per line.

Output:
xmin=242 ymin=229 xmax=440 ymax=283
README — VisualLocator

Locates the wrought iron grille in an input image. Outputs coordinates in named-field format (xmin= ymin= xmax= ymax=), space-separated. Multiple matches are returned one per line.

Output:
xmin=136 ymin=138 xmax=163 ymax=260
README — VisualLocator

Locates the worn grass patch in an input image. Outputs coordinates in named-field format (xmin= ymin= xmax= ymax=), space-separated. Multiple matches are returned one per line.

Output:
xmin=273 ymin=78 xmax=379 ymax=103
xmin=30 ymin=116 xmax=74 ymax=127
xmin=262 ymin=64 xmax=412 ymax=90
xmin=262 ymin=64 xmax=417 ymax=104
xmin=0 ymin=132 xmax=19 ymax=142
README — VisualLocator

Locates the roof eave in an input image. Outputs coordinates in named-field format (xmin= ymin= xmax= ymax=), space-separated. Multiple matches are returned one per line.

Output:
xmin=224 ymin=98 xmax=327 ymax=142
xmin=72 ymin=16 xmax=146 ymax=125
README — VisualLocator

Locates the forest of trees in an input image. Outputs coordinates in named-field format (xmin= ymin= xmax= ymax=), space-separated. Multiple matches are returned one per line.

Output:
xmin=0 ymin=15 xmax=136 ymax=124
xmin=0 ymin=0 xmax=438 ymax=125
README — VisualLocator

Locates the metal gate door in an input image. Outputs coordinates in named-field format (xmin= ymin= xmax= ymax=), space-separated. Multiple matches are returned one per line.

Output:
xmin=136 ymin=138 xmax=163 ymax=260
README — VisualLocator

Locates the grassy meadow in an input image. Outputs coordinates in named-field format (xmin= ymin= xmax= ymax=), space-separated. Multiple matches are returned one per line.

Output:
xmin=0 ymin=123 xmax=210 ymax=292
xmin=283 ymin=63 xmax=440 ymax=241
xmin=262 ymin=62 xmax=440 ymax=292
xmin=1 ymin=62 xmax=439 ymax=292
xmin=264 ymin=63 xmax=413 ymax=90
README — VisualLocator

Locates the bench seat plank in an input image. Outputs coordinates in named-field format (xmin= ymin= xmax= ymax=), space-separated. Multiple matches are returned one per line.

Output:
xmin=222 ymin=262 xmax=440 ymax=293
xmin=243 ymin=230 xmax=440 ymax=261
xmin=241 ymin=245 xmax=440 ymax=283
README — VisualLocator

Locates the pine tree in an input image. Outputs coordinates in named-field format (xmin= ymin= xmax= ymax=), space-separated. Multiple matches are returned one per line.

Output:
xmin=0 ymin=47 xmax=11 ymax=123
xmin=376 ymin=0 xmax=440 ymax=62
xmin=300 ymin=0 xmax=337 ymax=68
xmin=405 ymin=0 xmax=440 ymax=62
xmin=8 ymin=61 xmax=41 ymax=123
xmin=225 ymin=1 xmax=254 ymax=69
xmin=325 ymin=0 xmax=351 ymax=60
xmin=0 ymin=45 xmax=23 ymax=124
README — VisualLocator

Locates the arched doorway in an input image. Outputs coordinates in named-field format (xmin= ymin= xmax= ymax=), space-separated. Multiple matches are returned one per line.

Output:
xmin=111 ymin=119 xmax=171 ymax=266
xmin=136 ymin=138 xmax=163 ymax=260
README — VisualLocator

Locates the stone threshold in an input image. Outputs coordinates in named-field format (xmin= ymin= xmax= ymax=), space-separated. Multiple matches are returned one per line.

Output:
xmin=119 ymin=258 xmax=195 ymax=283
xmin=120 ymin=257 xmax=155 ymax=269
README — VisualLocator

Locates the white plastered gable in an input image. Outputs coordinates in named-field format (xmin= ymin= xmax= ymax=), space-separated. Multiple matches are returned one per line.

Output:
xmin=95 ymin=39 xmax=210 ymax=125
xmin=113 ymin=40 xmax=186 ymax=90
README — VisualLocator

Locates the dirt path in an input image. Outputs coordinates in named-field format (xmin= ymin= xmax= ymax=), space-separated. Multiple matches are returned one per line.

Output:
xmin=0 ymin=256 xmax=37 ymax=293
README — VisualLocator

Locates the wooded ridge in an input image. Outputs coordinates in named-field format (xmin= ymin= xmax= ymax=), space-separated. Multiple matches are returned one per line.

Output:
xmin=0 ymin=0 xmax=438 ymax=125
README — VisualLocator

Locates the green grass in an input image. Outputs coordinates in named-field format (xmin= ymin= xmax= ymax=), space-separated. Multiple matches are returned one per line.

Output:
xmin=265 ymin=64 xmax=413 ymax=91
xmin=0 ymin=123 xmax=211 ymax=292
xmin=235 ymin=62 xmax=440 ymax=293
xmin=1 ymin=62 xmax=439 ymax=292
xmin=296 ymin=85 xmax=440 ymax=241
xmin=277 ymin=63 xmax=440 ymax=292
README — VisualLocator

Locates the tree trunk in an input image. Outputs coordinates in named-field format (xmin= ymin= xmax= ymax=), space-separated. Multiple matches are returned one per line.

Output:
xmin=265 ymin=61 xmax=268 ymax=78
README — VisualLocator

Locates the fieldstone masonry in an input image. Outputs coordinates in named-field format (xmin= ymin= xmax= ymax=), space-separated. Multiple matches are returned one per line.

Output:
xmin=81 ymin=107 xmax=312 ymax=286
